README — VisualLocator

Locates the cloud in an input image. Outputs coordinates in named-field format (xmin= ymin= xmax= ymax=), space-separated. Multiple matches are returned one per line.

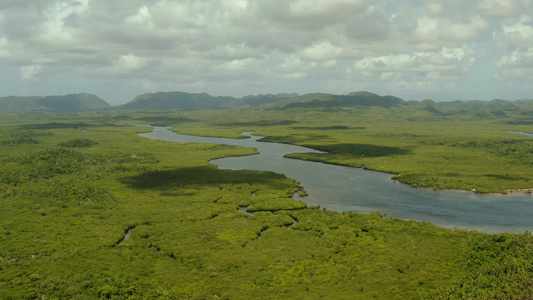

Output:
xmin=113 ymin=54 xmax=147 ymax=71
xmin=352 ymin=46 xmax=476 ymax=81
xmin=0 ymin=38 xmax=10 ymax=57
xmin=20 ymin=65 xmax=42 ymax=81
xmin=300 ymin=41 xmax=343 ymax=61
xmin=1 ymin=0 xmax=533 ymax=103
xmin=126 ymin=6 xmax=153 ymax=27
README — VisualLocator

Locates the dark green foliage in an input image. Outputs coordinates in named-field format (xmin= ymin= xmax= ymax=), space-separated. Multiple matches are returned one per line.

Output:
xmin=0 ymin=130 xmax=42 ymax=145
xmin=0 ymin=149 xmax=99 ymax=185
xmin=20 ymin=122 xmax=92 ymax=130
xmin=423 ymin=137 xmax=533 ymax=165
xmin=121 ymin=166 xmax=294 ymax=190
xmin=58 ymin=138 xmax=99 ymax=148
xmin=0 ymin=148 xmax=158 ymax=185
xmin=217 ymin=120 xmax=296 ymax=127
xmin=303 ymin=143 xmax=411 ymax=157
xmin=292 ymin=125 xmax=356 ymax=130
xmin=433 ymin=232 xmax=533 ymax=299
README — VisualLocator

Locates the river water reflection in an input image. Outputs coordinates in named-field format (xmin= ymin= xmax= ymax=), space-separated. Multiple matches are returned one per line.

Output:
xmin=140 ymin=127 xmax=533 ymax=234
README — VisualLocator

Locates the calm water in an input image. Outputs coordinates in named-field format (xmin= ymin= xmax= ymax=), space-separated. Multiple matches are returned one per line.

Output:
xmin=140 ymin=127 xmax=533 ymax=233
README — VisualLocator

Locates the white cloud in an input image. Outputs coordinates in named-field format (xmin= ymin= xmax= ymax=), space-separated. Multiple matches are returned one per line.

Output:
xmin=289 ymin=0 xmax=365 ymax=18
xmin=219 ymin=58 xmax=257 ymax=70
xmin=496 ymin=48 xmax=533 ymax=79
xmin=497 ymin=18 xmax=533 ymax=48
xmin=352 ymin=46 xmax=476 ymax=81
xmin=20 ymin=65 xmax=42 ymax=81
xmin=114 ymin=54 xmax=147 ymax=71
xmin=478 ymin=0 xmax=522 ymax=18
xmin=38 ymin=0 xmax=91 ymax=43
xmin=300 ymin=41 xmax=342 ymax=61
xmin=126 ymin=6 xmax=153 ymax=27
xmin=0 ymin=38 xmax=9 ymax=57
xmin=492 ymin=15 xmax=533 ymax=80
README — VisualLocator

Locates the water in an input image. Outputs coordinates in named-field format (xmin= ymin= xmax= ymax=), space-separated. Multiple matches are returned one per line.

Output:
xmin=139 ymin=127 xmax=533 ymax=233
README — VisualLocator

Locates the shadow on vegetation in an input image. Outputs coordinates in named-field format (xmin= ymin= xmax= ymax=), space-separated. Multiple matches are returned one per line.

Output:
xmin=292 ymin=126 xmax=364 ymax=130
xmin=58 ymin=138 xmax=99 ymax=148
xmin=504 ymin=118 xmax=533 ymax=125
xmin=121 ymin=166 xmax=290 ymax=191
xmin=442 ymin=173 xmax=461 ymax=177
xmin=17 ymin=122 xmax=113 ymax=130
xmin=485 ymin=174 xmax=526 ymax=181
xmin=259 ymin=134 xmax=330 ymax=144
xmin=311 ymin=143 xmax=411 ymax=157
xmin=216 ymin=120 xmax=296 ymax=127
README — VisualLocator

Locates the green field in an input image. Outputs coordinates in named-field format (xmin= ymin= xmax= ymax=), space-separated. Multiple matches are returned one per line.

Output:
xmin=1 ymin=106 xmax=533 ymax=299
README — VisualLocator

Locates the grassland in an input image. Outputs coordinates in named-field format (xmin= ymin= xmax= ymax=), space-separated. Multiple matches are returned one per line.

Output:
xmin=1 ymin=107 xmax=533 ymax=299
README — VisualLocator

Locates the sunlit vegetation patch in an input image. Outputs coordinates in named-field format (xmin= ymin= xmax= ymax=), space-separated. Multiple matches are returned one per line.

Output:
xmin=58 ymin=138 xmax=99 ymax=148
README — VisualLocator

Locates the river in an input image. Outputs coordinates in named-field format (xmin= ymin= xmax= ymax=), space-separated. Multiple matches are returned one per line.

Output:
xmin=139 ymin=126 xmax=533 ymax=234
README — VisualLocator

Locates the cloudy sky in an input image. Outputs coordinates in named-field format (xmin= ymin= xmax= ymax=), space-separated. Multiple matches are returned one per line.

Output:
xmin=1 ymin=0 xmax=533 ymax=105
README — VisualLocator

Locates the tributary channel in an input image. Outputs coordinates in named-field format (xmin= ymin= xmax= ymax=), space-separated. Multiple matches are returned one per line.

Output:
xmin=140 ymin=126 xmax=533 ymax=234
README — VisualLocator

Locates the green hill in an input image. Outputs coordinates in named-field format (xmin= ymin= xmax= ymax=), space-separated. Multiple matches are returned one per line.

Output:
xmin=119 ymin=91 xmax=405 ymax=110
xmin=120 ymin=91 xmax=236 ymax=110
xmin=0 ymin=93 xmax=110 ymax=112
xmin=232 ymin=93 xmax=300 ymax=108
xmin=280 ymin=91 xmax=405 ymax=109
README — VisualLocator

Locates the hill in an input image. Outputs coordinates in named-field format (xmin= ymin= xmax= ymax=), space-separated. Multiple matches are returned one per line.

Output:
xmin=120 ymin=91 xmax=236 ymax=110
xmin=279 ymin=91 xmax=405 ymax=109
xmin=119 ymin=91 xmax=405 ymax=110
xmin=0 ymin=93 xmax=110 ymax=113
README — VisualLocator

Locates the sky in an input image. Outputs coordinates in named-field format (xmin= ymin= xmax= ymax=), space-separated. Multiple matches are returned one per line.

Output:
xmin=1 ymin=0 xmax=533 ymax=105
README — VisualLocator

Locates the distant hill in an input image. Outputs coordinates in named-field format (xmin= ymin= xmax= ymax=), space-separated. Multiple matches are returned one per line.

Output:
xmin=119 ymin=91 xmax=405 ymax=110
xmin=120 ymin=92 xmax=236 ymax=110
xmin=279 ymin=91 xmax=405 ymax=109
xmin=0 ymin=93 xmax=110 ymax=113
xmin=232 ymin=93 xmax=300 ymax=108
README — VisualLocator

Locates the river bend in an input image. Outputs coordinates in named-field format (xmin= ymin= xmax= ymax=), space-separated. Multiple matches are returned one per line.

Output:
xmin=140 ymin=127 xmax=533 ymax=233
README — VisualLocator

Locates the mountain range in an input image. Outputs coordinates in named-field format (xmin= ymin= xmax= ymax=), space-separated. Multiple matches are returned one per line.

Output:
xmin=118 ymin=91 xmax=405 ymax=110
xmin=1 ymin=91 xmax=531 ymax=113
xmin=0 ymin=93 xmax=110 ymax=113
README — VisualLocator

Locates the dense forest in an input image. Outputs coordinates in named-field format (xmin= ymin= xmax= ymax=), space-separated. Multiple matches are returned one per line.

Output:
xmin=1 ymin=97 xmax=533 ymax=299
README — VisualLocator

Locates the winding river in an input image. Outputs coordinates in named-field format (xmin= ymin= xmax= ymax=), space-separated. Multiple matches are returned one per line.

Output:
xmin=140 ymin=127 xmax=533 ymax=234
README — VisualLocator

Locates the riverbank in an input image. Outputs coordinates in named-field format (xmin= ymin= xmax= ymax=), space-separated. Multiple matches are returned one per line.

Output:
xmin=141 ymin=126 xmax=533 ymax=234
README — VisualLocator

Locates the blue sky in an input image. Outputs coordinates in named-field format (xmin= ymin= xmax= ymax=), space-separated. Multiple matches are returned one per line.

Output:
xmin=1 ymin=0 xmax=532 ymax=105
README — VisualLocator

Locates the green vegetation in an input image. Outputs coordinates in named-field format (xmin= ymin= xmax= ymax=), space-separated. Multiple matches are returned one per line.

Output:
xmin=1 ymin=99 xmax=533 ymax=299
xmin=159 ymin=101 xmax=533 ymax=193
